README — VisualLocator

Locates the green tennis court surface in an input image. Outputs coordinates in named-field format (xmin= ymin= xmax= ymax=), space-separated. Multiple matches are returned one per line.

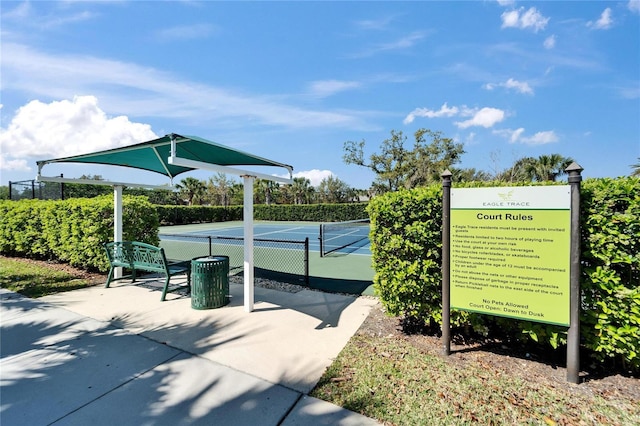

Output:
xmin=159 ymin=221 xmax=374 ymax=296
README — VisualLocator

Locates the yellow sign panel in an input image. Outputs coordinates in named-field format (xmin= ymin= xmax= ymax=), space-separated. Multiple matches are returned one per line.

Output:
xmin=450 ymin=186 xmax=571 ymax=326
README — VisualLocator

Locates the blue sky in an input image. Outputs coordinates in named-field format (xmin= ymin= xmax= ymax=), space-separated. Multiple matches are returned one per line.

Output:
xmin=1 ymin=1 xmax=639 ymax=189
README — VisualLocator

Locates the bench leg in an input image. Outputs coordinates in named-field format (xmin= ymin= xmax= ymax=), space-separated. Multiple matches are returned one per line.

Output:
xmin=105 ymin=267 xmax=114 ymax=288
xmin=160 ymin=276 xmax=170 ymax=301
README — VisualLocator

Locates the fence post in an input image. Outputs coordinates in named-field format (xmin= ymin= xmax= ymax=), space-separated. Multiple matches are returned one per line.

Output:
xmin=566 ymin=162 xmax=583 ymax=384
xmin=441 ymin=169 xmax=452 ymax=356
xmin=60 ymin=174 xmax=65 ymax=200
xmin=304 ymin=237 xmax=309 ymax=285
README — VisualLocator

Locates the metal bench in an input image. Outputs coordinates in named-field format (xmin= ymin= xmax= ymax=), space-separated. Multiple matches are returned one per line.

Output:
xmin=104 ymin=241 xmax=191 ymax=301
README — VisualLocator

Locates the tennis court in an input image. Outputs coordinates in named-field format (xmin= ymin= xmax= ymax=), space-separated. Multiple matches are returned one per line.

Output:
xmin=159 ymin=221 xmax=374 ymax=295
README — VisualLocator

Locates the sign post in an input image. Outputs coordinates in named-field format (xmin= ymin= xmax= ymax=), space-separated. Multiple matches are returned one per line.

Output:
xmin=566 ymin=163 xmax=583 ymax=384
xmin=441 ymin=170 xmax=452 ymax=356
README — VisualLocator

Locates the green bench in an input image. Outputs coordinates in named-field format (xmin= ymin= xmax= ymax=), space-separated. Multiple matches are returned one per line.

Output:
xmin=104 ymin=241 xmax=191 ymax=301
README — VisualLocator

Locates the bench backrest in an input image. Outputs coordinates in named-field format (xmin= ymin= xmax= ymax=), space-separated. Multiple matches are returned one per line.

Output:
xmin=104 ymin=241 xmax=169 ymax=274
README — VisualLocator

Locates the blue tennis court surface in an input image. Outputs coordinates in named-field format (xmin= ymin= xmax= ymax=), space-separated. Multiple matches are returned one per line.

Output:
xmin=163 ymin=222 xmax=371 ymax=256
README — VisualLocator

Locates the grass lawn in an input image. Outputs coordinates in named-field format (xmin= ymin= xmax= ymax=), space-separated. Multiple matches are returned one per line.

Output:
xmin=311 ymin=304 xmax=640 ymax=426
xmin=0 ymin=256 xmax=101 ymax=298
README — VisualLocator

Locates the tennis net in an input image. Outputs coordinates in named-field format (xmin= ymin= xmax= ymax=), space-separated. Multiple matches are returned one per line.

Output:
xmin=319 ymin=218 xmax=370 ymax=257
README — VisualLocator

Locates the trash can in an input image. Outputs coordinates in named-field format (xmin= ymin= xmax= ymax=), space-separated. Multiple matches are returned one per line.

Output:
xmin=191 ymin=256 xmax=230 ymax=309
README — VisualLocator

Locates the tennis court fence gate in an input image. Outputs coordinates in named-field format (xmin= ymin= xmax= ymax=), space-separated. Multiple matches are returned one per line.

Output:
xmin=159 ymin=233 xmax=309 ymax=285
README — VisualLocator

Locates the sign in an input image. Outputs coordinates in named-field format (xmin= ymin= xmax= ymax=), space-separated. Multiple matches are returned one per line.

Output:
xmin=450 ymin=186 xmax=571 ymax=326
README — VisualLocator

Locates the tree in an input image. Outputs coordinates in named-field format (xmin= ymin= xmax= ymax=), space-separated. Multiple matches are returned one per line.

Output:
xmin=344 ymin=128 xmax=464 ymax=193
xmin=290 ymin=177 xmax=314 ymax=204
xmin=344 ymin=130 xmax=410 ymax=193
xmin=317 ymin=175 xmax=351 ymax=203
xmin=632 ymin=158 xmax=640 ymax=177
xmin=254 ymin=179 xmax=279 ymax=205
xmin=176 ymin=177 xmax=206 ymax=205
xmin=126 ymin=187 xmax=179 ymax=205
xmin=64 ymin=175 xmax=111 ymax=199
xmin=405 ymin=129 xmax=466 ymax=187
xmin=206 ymin=173 xmax=236 ymax=207
xmin=496 ymin=154 xmax=574 ymax=182
xmin=230 ymin=182 xmax=244 ymax=205
xmin=451 ymin=168 xmax=492 ymax=182
xmin=495 ymin=156 xmax=537 ymax=182
xmin=527 ymin=154 xmax=574 ymax=181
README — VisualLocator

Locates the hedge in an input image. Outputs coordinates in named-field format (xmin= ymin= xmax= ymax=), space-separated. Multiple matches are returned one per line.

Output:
xmin=157 ymin=203 xmax=368 ymax=225
xmin=368 ymin=177 xmax=639 ymax=369
xmin=254 ymin=203 xmax=368 ymax=222
xmin=0 ymin=196 xmax=159 ymax=272
xmin=156 ymin=205 xmax=242 ymax=225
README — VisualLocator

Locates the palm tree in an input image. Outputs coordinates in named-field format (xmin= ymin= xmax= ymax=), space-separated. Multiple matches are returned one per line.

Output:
xmin=291 ymin=177 xmax=313 ymax=204
xmin=528 ymin=154 xmax=574 ymax=181
xmin=176 ymin=177 xmax=206 ymax=205
xmin=452 ymin=167 xmax=492 ymax=182
xmin=254 ymin=179 xmax=279 ymax=205
xmin=632 ymin=158 xmax=640 ymax=177
xmin=496 ymin=157 xmax=536 ymax=182
xmin=499 ymin=155 xmax=573 ymax=182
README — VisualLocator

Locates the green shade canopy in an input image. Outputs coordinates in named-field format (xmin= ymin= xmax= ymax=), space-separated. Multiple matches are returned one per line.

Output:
xmin=37 ymin=133 xmax=293 ymax=180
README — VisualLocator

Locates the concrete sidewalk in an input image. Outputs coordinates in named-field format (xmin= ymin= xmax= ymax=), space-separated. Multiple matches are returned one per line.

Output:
xmin=0 ymin=280 xmax=381 ymax=425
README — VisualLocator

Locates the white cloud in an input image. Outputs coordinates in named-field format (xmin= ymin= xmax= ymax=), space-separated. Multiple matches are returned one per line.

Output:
xmin=2 ymin=43 xmax=374 ymax=132
xmin=588 ymin=8 xmax=613 ymax=30
xmin=353 ymin=31 xmax=427 ymax=58
xmin=403 ymin=103 xmax=459 ymax=124
xmin=404 ymin=103 xmax=506 ymax=129
xmin=543 ymin=35 xmax=556 ymax=49
xmin=455 ymin=107 xmax=506 ymax=129
xmin=463 ymin=132 xmax=477 ymax=145
xmin=523 ymin=130 xmax=559 ymax=145
xmin=501 ymin=7 xmax=549 ymax=32
xmin=156 ymin=23 xmax=217 ymax=41
xmin=484 ymin=78 xmax=534 ymax=95
xmin=0 ymin=96 xmax=157 ymax=166
xmin=354 ymin=16 xmax=395 ymax=30
xmin=273 ymin=169 xmax=334 ymax=186
xmin=0 ymin=156 xmax=31 ymax=172
xmin=3 ymin=2 xmax=96 ymax=30
xmin=618 ymin=83 xmax=640 ymax=99
xmin=501 ymin=10 xmax=520 ymax=28
xmin=293 ymin=169 xmax=334 ymax=187
xmin=307 ymin=80 xmax=361 ymax=98
xmin=494 ymin=128 xmax=558 ymax=145
xmin=630 ymin=0 xmax=640 ymax=14
xmin=496 ymin=0 xmax=515 ymax=6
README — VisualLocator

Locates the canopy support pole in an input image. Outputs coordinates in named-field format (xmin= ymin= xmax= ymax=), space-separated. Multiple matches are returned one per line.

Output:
xmin=114 ymin=185 xmax=124 ymax=279
xmin=243 ymin=176 xmax=255 ymax=312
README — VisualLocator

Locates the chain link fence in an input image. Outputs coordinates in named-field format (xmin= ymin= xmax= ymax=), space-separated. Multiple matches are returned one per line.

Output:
xmin=159 ymin=233 xmax=309 ymax=285
xmin=9 ymin=179 xmax=64 ymax=200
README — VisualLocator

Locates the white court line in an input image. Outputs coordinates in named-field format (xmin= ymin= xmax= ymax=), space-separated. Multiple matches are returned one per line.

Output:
xmin=254 ymin=226 xmax=304 ymax=237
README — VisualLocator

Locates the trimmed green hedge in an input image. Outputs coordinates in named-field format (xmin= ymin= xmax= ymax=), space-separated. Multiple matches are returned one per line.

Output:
xmin=254 ymin=203 xmax=368 ymax=222
xmin=0 ymin=196 xmax=159 ymax=272
xmin=156 ymin=205 xmax=242 ymax=225
xmin=157 ymin=203 xmax=368 ymax=225
xmin=368 ymin=177 xmax=640 ymax=369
